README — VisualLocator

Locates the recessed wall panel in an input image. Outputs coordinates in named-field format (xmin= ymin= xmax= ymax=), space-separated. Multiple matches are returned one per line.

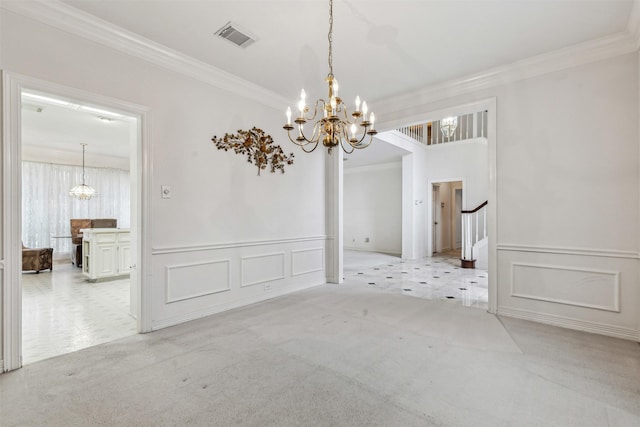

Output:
xmin=241 ymin=252 xmax=285 ymax=287
xmin=292 ymin=247 xmax=324 ymax=276
xmin=166 ymin=259 xmax=230 ymax=303
xmin=511 ymin=262 xmax=619 ymax=312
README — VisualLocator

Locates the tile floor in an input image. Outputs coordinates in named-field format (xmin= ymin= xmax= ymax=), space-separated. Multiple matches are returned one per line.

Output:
xmin=21 ymin=261 xmax=137 ymax=364
xmin=344 ymin=249 xmax=489 ymax=310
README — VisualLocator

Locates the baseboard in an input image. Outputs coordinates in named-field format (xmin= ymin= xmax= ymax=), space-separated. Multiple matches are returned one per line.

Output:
xmin=151 ymin=279 xmax=325 ymax=331
xmin=498 ymin=306 xmax=639 ymax=341
xmin=343 ymin=247 xmax=402 ymax=256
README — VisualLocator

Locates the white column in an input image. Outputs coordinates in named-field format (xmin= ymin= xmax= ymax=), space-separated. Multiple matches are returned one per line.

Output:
xmin=325 ymin=148 xmax=343 ymax=283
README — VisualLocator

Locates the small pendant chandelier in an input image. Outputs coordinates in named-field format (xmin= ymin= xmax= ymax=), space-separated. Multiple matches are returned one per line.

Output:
xmin=283 ymin=0 xmax=377 ymax=154
xmin=69 ymin=143 xmax=97 ymax=200
xmin=440 ymin=116 xmax=458 ymax=138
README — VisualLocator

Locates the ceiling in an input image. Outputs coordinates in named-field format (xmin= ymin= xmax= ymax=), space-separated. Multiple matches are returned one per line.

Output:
xmin=62 ymin=0 xmax=634 ymax=104
xmin=21 ymin=1 xmax=635 ymax=167
xmin=21 ymin=93 xmax=133 ymax=162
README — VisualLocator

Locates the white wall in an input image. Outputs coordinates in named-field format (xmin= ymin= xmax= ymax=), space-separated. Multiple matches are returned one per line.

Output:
xmin=378 ymin=53 xmax=640 ymax=340
xmin=0 ymin=9 xmax=326 ymax=346
xmin=344 ymin=162 xmax=402 ymax=255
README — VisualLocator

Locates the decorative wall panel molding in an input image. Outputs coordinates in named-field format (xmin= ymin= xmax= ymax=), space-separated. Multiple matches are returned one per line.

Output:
xmin=498 ymin=306 xmax=638 ymax=341
xmin=291 ymin=247 xmax=324 ymax=277
xmin=240 ymin=252 xmax=285 ymax=287
xmin=152 ymin=235 xmax=326 ymax=255
xmin=166 ymin=259 xmax=230 ymax=304
xmin=497 ymin=243 xmax=640 ymax=259
xmin=511 ymin=262 xmax=620 ymax=312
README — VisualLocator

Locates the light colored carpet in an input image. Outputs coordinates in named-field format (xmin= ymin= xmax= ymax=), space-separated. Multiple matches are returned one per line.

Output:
xmin=1 ymin=283 xmax=638 ymax=426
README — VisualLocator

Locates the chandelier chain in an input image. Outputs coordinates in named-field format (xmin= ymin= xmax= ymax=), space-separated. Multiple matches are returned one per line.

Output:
xmin=328 ymin=0 xmax=333 ymax=77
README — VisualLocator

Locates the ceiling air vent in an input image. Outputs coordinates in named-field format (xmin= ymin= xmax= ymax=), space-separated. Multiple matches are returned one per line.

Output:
xmin=215 ymin=22 xmax=256 ymax=48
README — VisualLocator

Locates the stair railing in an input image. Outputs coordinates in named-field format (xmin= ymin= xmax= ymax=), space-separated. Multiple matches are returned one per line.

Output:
xmin=461 ymin=201 xmax=487 ymax=268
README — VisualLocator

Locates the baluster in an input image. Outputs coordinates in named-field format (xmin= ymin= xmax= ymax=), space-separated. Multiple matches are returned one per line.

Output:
xmin=483 ymin=207 xmax=487 ymax=239
xmin=475 ymin=211 xmax=479 ymax=245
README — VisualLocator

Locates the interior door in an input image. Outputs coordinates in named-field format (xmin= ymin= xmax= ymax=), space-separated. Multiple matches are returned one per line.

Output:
xmin=455 ymin=188 xmax=462 ymax=249
xmin=432 ymin=184 xmax=440 ymax=254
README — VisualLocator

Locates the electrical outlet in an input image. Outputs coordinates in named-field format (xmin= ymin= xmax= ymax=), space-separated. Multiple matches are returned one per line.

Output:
xmin=264 ymin=283 xmax=272 ymax=291
xmin=365 ymin=237 xmax=370 ymax=243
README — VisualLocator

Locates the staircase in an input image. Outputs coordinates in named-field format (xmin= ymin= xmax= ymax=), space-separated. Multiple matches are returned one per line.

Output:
xmin=461 ymin=201 xmax=487 ymax=269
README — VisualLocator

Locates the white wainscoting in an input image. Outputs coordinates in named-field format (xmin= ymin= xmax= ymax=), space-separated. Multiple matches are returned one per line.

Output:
xmin=511 ymin=262 xmax=620 ymax=312
xmin=291 ymin=247 xmax=324 ymax=277
xmin=240 ymin=252 xmax=285 ymax=288
xmin=497 ymin=244 xmax=639 ymax=341
xmin=150 ymin=236 xmax=326 ymax=330
xmin=166 ymin=259 xmax=231 ymax=304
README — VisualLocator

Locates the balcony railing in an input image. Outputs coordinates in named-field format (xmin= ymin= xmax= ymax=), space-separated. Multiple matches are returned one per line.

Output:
xmin=461 ymin=201 xmax=487 ymax=268
xmin=397 ymin=110 xmax=488 ymax=146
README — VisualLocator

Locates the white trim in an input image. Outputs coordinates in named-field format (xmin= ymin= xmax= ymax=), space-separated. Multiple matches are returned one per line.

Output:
xmin=344 ymin=161 xmax=401 ymax=175
xmin=628 ymin=0 xmax=640 ymax=50
xmin=427 ymin=177 xmax=467 ymax=257
xmin=0 ymin=0 xmax=289 ymax=111
xmin=165 ymin=259 xmax=231 ymax=304
xmin=2 ymin=1 xmax=638 ymax=116
xmin=151 ymin=280 xmax=323 ymax=331
xmin=1 ymin=72 xmax=153 ymax=372
xmin=498 ymin=306 xmax=639 ymax=342
xmin=240 ymin=252 xmax=285 ymax=288
xmin=152 ymin=235 xmax=327 ymax=255
xmin=497 ymin=243 xmax=640 ymax=259
xmin=375 ymin=32 xmax=637 ymax=113
xmin=291 ymin=247 xmax=325 ymax=277
xmin=2 ymin=71 xmax=23 ymax=372
xmin=510 ymin=262 xmax=620 ymax=313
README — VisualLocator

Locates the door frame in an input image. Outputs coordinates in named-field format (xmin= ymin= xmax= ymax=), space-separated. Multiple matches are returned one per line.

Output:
xmin=2 ymin=71 xmax=153 ymax=372
xmin=428 ymin=178 xmax=465 ymax=257
xmin=452 ymin=186 xmax=463 ymax=250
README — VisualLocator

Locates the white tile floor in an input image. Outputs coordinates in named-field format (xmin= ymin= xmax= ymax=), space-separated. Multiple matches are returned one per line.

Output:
xmin=21 ymin=262 xmax=137 ymax=365
xmin=344 ymin=249 xmax=489 ymax=310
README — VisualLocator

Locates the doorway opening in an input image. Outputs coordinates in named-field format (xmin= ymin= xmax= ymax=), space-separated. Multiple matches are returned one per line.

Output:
xmin=431 ymin=180 xmax=463 ymax=256
xmin=19 ymin=89 xmax=139 ymax=364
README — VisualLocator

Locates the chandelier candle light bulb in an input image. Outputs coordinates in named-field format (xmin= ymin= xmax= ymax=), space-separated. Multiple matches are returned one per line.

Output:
xmin=283 ymin=0 xmax=377 ymax=154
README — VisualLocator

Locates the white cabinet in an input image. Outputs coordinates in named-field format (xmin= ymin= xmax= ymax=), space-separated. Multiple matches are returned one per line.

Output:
xmin=82 ymin=228 xmax=131 ymax=282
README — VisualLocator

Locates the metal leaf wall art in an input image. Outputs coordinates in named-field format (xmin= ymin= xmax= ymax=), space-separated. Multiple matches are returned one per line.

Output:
xmin=211 ymin=127 xmax=294 ymax=175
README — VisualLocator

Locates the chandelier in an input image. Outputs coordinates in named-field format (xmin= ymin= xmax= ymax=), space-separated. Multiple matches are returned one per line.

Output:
xmin=69 ymin=143 xmax=97 ymax=200
xmin=440 ymin=116 xmax=458 ymax=138
xmin=283 ymin=0 xmax=377 ymax=154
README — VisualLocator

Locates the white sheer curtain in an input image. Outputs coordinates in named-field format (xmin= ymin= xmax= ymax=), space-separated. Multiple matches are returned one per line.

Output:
xmin=22 ymin=161 xmax=130 ymax=258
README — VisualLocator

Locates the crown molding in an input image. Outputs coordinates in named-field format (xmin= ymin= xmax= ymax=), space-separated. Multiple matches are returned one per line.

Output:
xmin=628 ymin=0 xmax=640 ymax=50
xmin=1 ymin=0 xmax=290 ymax=111
xmin=375 ymin=31 xmax=639 ymax=118
xmin=4 ymin=1 xmax=638 ymax=117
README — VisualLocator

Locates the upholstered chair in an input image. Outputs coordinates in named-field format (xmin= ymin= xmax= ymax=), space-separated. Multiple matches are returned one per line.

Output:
xmin=70 ymin=218 xmax=117 ymax=267
xmin=22 ymin=242 xmax=53 ymax=273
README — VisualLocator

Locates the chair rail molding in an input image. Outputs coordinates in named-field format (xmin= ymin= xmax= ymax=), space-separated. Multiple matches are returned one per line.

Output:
xmin=497 ymin=243 xmax=640 ymax=259
xmin=152 ymin=235 xmax=327 ymax=255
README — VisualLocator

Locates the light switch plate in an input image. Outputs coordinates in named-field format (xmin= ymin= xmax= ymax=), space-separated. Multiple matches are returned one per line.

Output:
xmin=161 ymin=185 xmax=171 ymax=199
